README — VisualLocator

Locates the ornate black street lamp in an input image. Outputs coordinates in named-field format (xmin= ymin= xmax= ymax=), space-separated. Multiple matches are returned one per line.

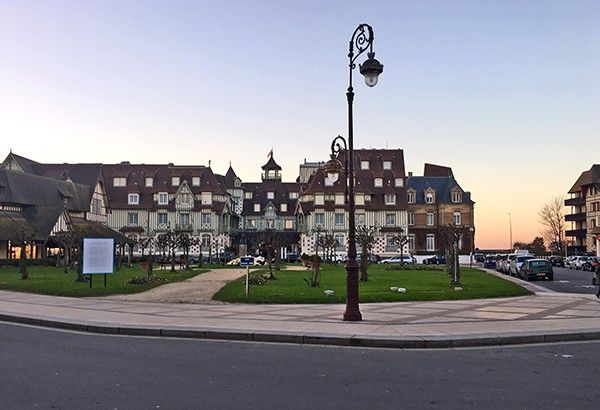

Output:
xmin=323 ymin=24 xmax=383 ymax=321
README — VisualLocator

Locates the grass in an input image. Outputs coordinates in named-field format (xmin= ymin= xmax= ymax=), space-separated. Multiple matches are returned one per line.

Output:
xmin=0 ymin=264 xmax=207 ymax=297
xmin=213 ymin=264 xmax=532 ymax=303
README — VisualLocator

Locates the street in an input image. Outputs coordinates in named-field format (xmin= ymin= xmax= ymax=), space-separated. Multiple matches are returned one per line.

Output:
xmin=1 ymin=321 xmax=599 ymax=409
xmin=524 ymin=266 xmax=597 ymax=294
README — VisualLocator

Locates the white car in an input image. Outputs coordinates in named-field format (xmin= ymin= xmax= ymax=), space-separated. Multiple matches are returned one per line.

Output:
xmin=573 ymin=256 xmax=589 ymax=270
xmin=380 ymin=255 xmax=415 ymax=264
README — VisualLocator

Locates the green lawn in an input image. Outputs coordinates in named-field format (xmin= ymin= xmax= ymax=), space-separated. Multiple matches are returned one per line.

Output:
xmin=0 ymin=264 xmax=206 ymax=297
xmin=213 ymin=264 xmax=532 ymax=303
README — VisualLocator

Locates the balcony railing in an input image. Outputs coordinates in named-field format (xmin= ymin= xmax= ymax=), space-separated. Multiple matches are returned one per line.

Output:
xmin=565 ymin=229 xmax=586 ymax=237
xmin=565 ymin=197 xmax=585 ymax=206
xmin=175 ymin=224 xmax=193 ymax=232
xmin=565 ymin=213 xmax=586 ymax=222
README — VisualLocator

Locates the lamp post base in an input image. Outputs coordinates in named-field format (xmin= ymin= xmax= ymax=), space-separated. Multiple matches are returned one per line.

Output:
xmin=343 ymin=309 xmax=362 ymax=321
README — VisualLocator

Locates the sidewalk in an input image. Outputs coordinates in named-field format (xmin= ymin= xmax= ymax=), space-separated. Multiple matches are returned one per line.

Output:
xmin=1 ymin=287 xmax=599 ymax=348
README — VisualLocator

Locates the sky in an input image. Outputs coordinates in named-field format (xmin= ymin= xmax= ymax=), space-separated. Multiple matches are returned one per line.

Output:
xmin=1 ymin=0 xmax=599 ymax=249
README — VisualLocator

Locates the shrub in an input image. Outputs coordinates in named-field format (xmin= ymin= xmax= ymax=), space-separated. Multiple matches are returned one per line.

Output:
xmin=0 ymin=258 xmax=55 ymax=267
xmin=385 ymin=264 xmax=444 ymax=272
xmin=247 ymin=273 xmax=268 ymax=286
xmin=125 ymin=274 xmax=167 ymax=285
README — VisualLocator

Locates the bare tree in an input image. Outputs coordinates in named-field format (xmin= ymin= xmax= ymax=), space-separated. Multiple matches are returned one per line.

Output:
xmin=439 ymin=225 xmax=461 ymax=285
xmin=257 ymin=229 xmax=284 ymax=279
xmin=355 ymin=225 xmax=377 ymax=281
xmin=539 ymin=196 xmax=565 ymax=255
xmin=51 ymin=230 xmax=79 ymax=273
xmin=391 ymin=228 xmax=410 ymax=265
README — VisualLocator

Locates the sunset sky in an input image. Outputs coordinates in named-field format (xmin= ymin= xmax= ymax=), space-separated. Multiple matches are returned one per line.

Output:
xmin=1 ymin=1 xmax=598 ymax=249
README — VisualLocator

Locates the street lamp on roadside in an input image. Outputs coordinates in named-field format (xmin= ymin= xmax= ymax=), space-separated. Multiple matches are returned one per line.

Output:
xmin=469 ymin=227 xmax=475 ymax=268
xmin=323 ymin=24 xmax=383 ymax=322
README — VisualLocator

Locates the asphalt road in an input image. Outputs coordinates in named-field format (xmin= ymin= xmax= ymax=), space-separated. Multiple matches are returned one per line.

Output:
xmin=524 ymin=266 xmax=598 ymax=294
xmin=1 ymin=322 xmax=599 ymax=409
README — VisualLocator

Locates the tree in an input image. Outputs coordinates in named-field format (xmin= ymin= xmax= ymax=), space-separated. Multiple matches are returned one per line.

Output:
xmin=391 ymin=228 xmax=410 ymax=265
xmin=439 ymin=225 xmax=461 ymax=285
xmin=539 ymin=196 xmax=565 ymax=255
xmin=257 ymin=229 xmax=284 ymax=280
xmin=355 ymin=225 xmax=377 ymax=281
xmin=177 ymin=233 xmax=192 ymax=270
xmin=51 ymin=230 xmax=79 ymax=274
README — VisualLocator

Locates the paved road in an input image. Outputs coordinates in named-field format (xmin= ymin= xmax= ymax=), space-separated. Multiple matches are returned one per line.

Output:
xmin=527 ymin=267 xmax=598 ymax=295
xmin=1 ymin=321 xmax=599 ymax=409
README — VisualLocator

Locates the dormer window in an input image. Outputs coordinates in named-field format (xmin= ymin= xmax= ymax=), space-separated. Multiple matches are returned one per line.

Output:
xmin=234 ymin=179 xmax=241 ymax=188
xmin=245 ymin=192 xmax=253 ymax=199
xmin=128 ymin=193 xmax=139 ymax=205
xmin=384 ymin=194 xmax=396 ymax=205
xmin=360 ymin=161 xmax=369 ymax=170
xmin=267 ymin=192 xmax=275 ymax=199
xmin=192 ymin=177 xmax=200 ymax=186
xmin=407 ymin=191 xmax=415 ymax=204
xmin=395 ymin=178 xmax=403 ymax=187
xmin=383 ymin=161 xmax=392 ymax=170
xmin=145 ymin=177 xmax=153 ymax=187
xmin=451 ymin=190 xmax=462 ymax=203
xmin=289 ymin=192 xmax=298 ymax=199
xmin=254 ymin=203 xmax=261 ymax=212
xmin=172 ymin=176 xmax=180 ymax=186
xmin=425 ymin=193 xmax=434 ymax=204
xmin=280 ymin=204 xmax=288 ymax=212
xmin=113 ymin=177 xmax=126 ymax=187
xmin=374 ymin=178 xmax=383 ymax=187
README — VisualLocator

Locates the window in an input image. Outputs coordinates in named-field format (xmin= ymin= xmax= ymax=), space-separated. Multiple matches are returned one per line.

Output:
xmin=356 ymin=213 xmax=365 ymax=226
xmin=158 ymin=213 xmax=168 ymax=225
xmin=383 ymin=161 xmax=392 ymax=170
xmin=427 ymin=212 xmax=435 ymax=226
xmin=408 ymin=234 xmax=415 ymax=252
xmin=426 ymin=234 xmax=435 ymax=251
xmin=253 ymin=203 xmax=261 ymax=212
xmin=145 ymin=177 xmax=153 ymax=187
xmin=314 ymin=213 xmax=325 ymax=226
xmin=289 ymin=192 xmax=298 ymax=199
xmin=244 ymin=192 xmax=253 ymax=199
xmin=591 ymin=218 xmax=597 ymax=228
xmin=335 ymin=194 xmax=345 ymax=205
xmin=128 ymin=193 xmax=139 ymax=205
xmin=202 ymin=213 xmax=211 ymax=226
xmin=266 ymin=219 xmax=274 ymax=229
xmin=334 ymin=234 xmax=345 ymax=251
xmin=192 ymin=176 xmax=200 ymax=186
xmin=335 ymin=212 xmax=345 ymax=226
xmin=451 ymin=191 xmax=461 ymax=203
xmin=360 ymin=161 xmax=369 ymax=170
xmin=172 ymin=176 xmax=180 ymax=186
xmin=355 ymin=195 xmax=364 ymax=206
xmin=179 ymin=193 xmax=191 ymax=204
xmin=280 ymin=203 xmax=288 ymax=212
xmin=385 ymin=213 xmax=396 ymax=226
xmin=395 ymin=178 xmax=403 ymax=187
xmin=374 ymin=178 xmax=383 ymax=187
xmin=127 ymin=212 xmax=138 ymax=226
xmin=267 ymin=192 xmax=275 ymax=199
xmin=91 ymin=198 xmax=101 ymax=214
xmin=179 ymin=213 xmax=190 ymax=226
xmin=453 ymin=211 xmax=461 ymax=226
xmin=407 ymin=191 xmax=415 ymax=203
xmin=113 ymin=177 xmax=126 ymax=187
xmin=285 ymin=219 xmax=294 ymax=229
xmin=315 ymin=194 xmax=324 ymax=205
xmin=201 ymin=192 xmax=212 ymax=205
xmin=425 ymin=193 xmax=434 ymax=204
xmin=247 ymin=219 xmax=257 ymax=228
xmin=324 ymin=177 xmax=334 ymax=187
xmin=385 ymin=235 xmax=396 ymax=252
xmin=408 ymin=212 xmax=414 ymax=226
xmin=158 ymin=192 xmax=168 ymax=205
xmin=384 ymin=194 xmax=396 ymax=205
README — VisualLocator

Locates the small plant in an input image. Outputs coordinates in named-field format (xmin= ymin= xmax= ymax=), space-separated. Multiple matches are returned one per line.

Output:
xmin=385 ymin=264 xmax=444 ymax=272
xmin=247 ymin=273 xmax=268 ymax=286
xmin=126 ymin=274 xmax=167 ymax=285
xmin=303 ymin=254 xmax=322 ymax=287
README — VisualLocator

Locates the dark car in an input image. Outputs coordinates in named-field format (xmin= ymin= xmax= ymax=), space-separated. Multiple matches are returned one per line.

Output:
xmin=285 ymin=253 xmax=300 ymax=263
xmin=518 ymin=258 xmax=553 ymax=281
xmin=357 ymin=253 xmax=381 ymax=264
xmin=483 ymin=256 xmax=497 ymax=269
xmin=548 ymin=256 xmax=564 ymax=267
xmin=474 ymin=253 xmax=485 ymax=263
xmin=423 ymin=255 xmax=446 ymax=265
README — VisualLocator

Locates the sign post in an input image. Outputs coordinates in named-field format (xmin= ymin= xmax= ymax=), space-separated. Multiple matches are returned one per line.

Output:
xmin=240 ymin=256 xmax=254 ymax=297
xmin=82 ymin=238 xmax=115 ymax=288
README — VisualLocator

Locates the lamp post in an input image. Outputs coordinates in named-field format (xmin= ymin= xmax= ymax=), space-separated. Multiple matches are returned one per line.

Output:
xmin=323 ymin=24 xmax=383 ymax=322
xmin=508 ymin=212 xmax=513 ymax=252
xmin=469 ymin=227 xmax=474 ymax=268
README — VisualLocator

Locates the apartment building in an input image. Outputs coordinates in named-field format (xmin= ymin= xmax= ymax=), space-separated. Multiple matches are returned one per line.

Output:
xmin=566 ymin=164 xmax=600 ymax=255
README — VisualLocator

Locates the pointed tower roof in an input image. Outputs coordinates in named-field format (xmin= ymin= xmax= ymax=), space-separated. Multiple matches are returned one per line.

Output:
xmin=261 ymin=155 xmax=282 ymax=171
xmin=225 ymin=164 xmax=238 ymax=179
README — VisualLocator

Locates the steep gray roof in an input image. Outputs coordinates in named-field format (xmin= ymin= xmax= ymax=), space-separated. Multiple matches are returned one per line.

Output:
xmin=406 ymin=176 xmax=473 ymax=204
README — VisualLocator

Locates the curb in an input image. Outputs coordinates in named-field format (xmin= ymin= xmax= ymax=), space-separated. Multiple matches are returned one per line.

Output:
xmin=2 ymin=312 xmax=600 ymax=349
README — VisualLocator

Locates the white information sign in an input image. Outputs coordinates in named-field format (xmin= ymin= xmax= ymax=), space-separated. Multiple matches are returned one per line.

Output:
xmin=82 ymin=238 xmax=115 ymax=274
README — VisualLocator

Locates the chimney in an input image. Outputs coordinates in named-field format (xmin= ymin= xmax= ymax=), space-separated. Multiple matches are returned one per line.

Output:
xmin=408 ymin=171 xmax=413 ymax=177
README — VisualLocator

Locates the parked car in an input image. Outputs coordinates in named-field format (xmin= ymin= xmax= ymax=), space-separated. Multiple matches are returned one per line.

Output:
xmin=582 ymin=256 xmax=599 ymax=272
xmin=571 ymin=256 xmax=589 ymax=270
xmin=483 ymin=256 xmax=497 ymax=269
xmin=509 ymin=254 xmax=536 ymax=276
xmin=548 ymin=256 xmax=564 ymax=267
xmin=422 ymin=255 xmax=446 ymax=265
xmin=380 ymin=255 xmax=416 ymax=264
xmin=285 ymin=253 xmax=300 ymax=263
xmin=474 ymin=253 xmax=485 ymax=263
xmin=357 ymin=253 xmax=381 ymax=264
xmin=496 ymin=254 xmax=508 ymax=272
xmin=500 ymin=254 xmax=518 ymax=274
xmin=518 ymin=258 xmax=554 ymax=281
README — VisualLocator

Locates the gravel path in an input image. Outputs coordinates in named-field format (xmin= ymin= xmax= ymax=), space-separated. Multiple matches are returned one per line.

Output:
xmin=104 ymin=268 xmax=248 ymax=304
